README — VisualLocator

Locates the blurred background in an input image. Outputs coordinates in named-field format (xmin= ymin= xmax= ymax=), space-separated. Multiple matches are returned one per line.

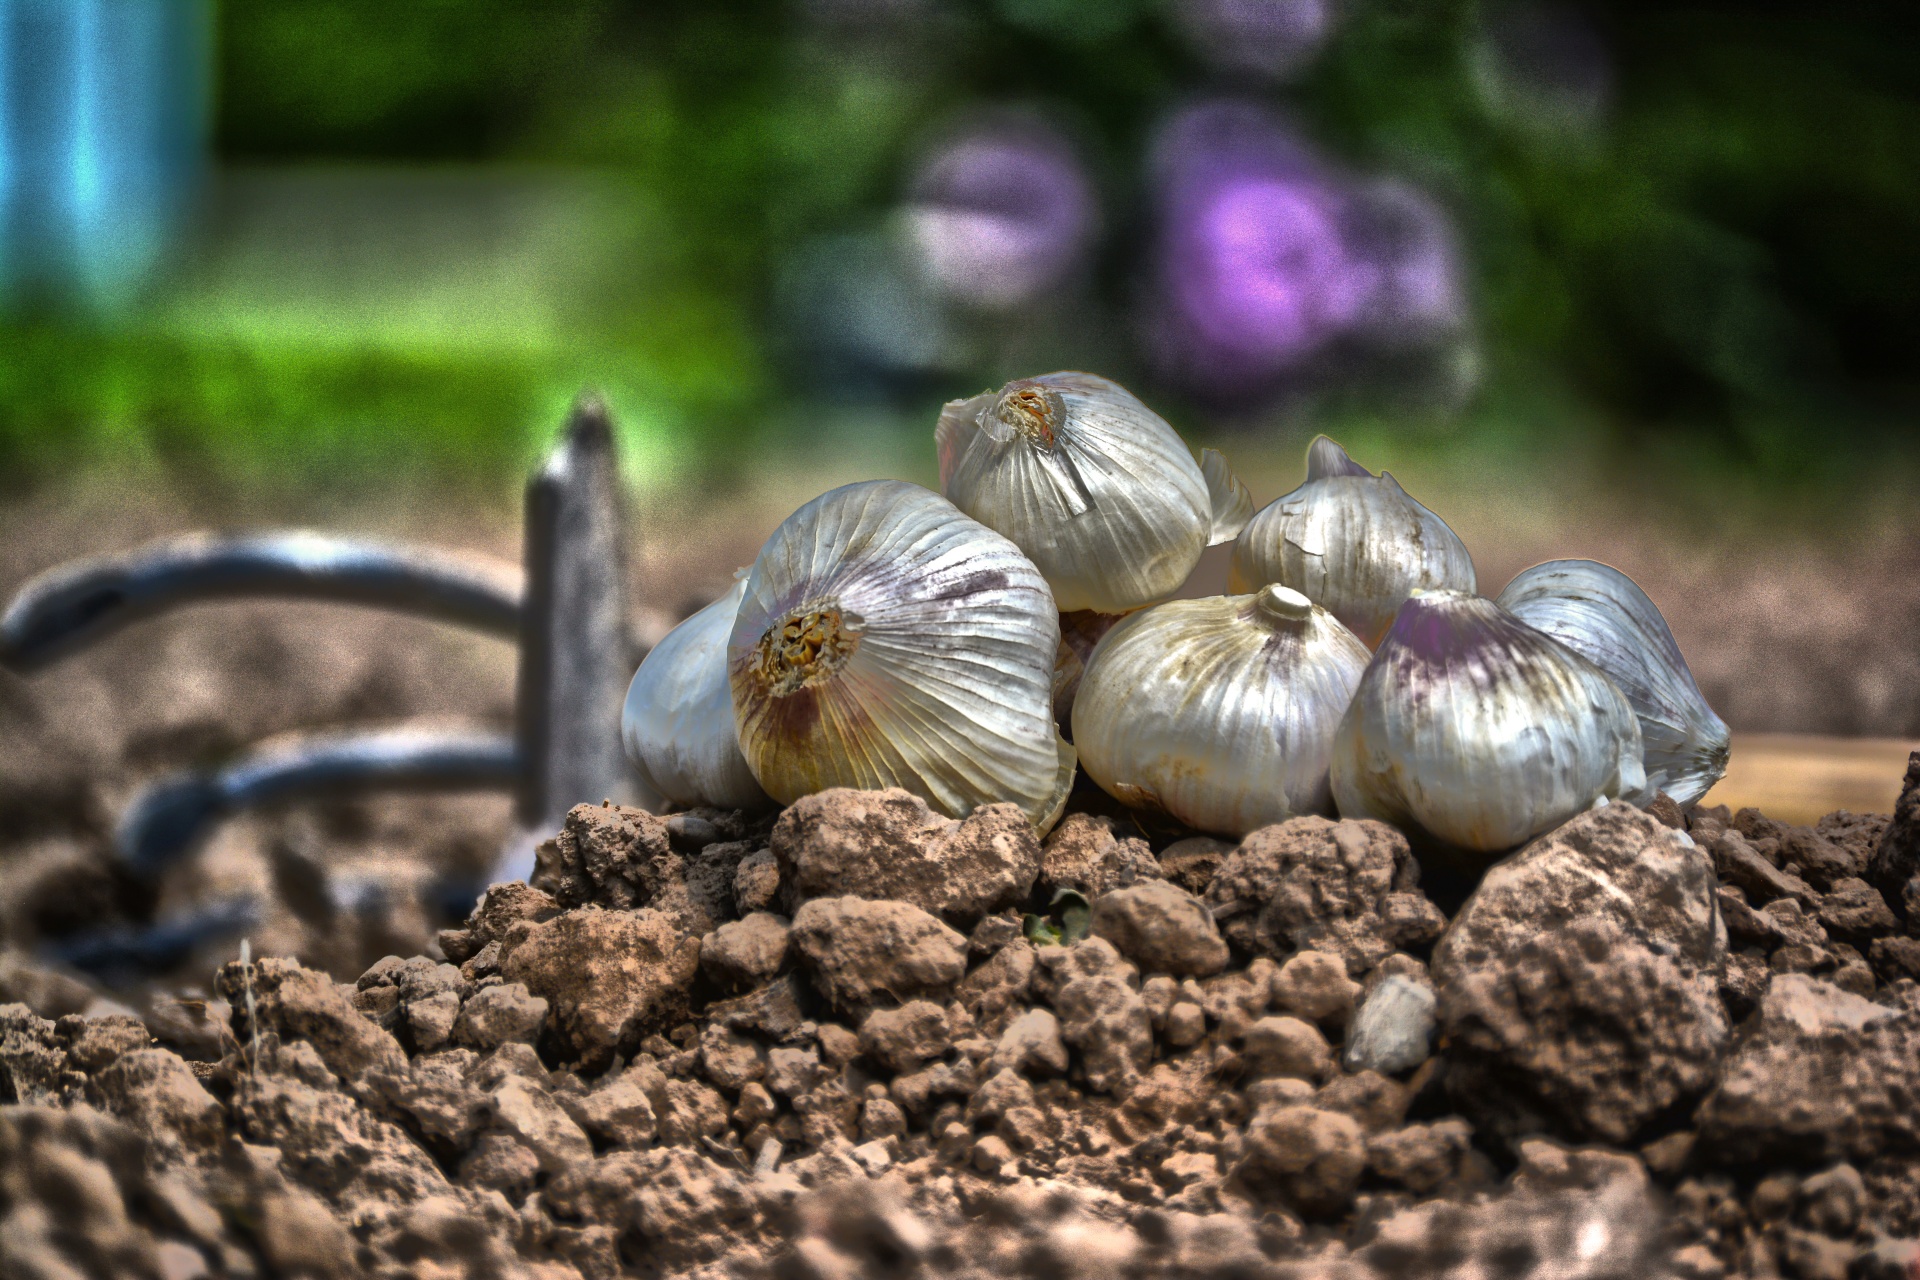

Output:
xmin=0 ymin=0 xmax=1915 ymax=998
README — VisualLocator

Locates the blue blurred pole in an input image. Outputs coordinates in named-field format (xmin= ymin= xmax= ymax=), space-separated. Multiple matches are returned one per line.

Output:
xmin=0 ymin=0 xmax=210 ymax=308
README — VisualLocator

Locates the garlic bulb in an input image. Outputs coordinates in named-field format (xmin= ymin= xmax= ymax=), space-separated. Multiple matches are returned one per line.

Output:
xmin=728 ymin=479 xmax=1076 ymax=830
xmin=1072 ymin=584 xmax=1370 ymax=837
xmin=621 ymin=576 xmax=772 ymax=811
xmin=1329 ymin=589 xmax=1647 ymax=857
xmin=1229 ymin=435 xmax=1475 ymax=648
xmin=936 ymin=371 xmax=1253 ymax=614
xmin=1496 ymin=559 xmax=1730 ymax=806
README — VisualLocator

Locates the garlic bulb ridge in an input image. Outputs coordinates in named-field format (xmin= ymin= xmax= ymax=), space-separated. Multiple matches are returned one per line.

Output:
xmin=1330 ymin=589 xmax=1647 ymax=859
xmin=728 ymin=479 xmax=1075 ymax=830
xmin=1496 ymin=559 xmax=1730 ymax=806
xmin=937 ymin=371 xmax=1252 ymax=614
xmin=1073 ymin=584 xmax=1371 ymax=838
xmin=1229 ymin=435 xmax=1476 ymax=649
xmin=621 ymin=576 xmax=772 ymax=811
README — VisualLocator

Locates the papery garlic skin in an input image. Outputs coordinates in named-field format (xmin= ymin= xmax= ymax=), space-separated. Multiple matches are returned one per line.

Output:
xmin=1229 ymin=435 xmax=1475 ymax=648
xmin=728 ymin=479 xmax=1075 ymax=830
xmin=1497 ymin=559 xmax=1730 ymax=806
xmin=1073 ymin=584 xmax=1371 ymax=837
xmin=621 ymin=576 xmax=772 ymax=811
xmin=1330 ymin=590 xmax=1647 ymax=857
xmin=937 ymin=371 xmax=1252 ymax=614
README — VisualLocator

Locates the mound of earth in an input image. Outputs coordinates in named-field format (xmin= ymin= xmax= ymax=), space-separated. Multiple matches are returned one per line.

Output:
xmin=8 ymin=759 xmax=1920 ymax=1278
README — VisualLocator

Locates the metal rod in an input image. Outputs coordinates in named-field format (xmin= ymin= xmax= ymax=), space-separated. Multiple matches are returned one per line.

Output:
xmin=1 ymin=531 xmax=524 ymax=672
xmin=116 ymin=728 xmax=521 ymax=879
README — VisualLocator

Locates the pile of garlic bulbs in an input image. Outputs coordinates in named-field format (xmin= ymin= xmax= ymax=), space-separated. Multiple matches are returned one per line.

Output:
xmin=622 ymin=371 xmax=1729 ymax=867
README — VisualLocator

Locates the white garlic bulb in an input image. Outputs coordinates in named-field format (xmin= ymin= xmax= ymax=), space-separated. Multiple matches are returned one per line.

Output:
xmin=1072 ymin=585 xmax=1371 ymax=837
xmin=621 ymin=576 xmax=772 ymax=811
xmin=1496 ymin=559 xmax=1730 ymax=806
xmin=728 ymin=479 xmax=1075 ymax=830
xmin=1329 ymin=589 xmax=1647 ymax=857
xmin=1229 ymin=435 xmax=1476 ymax=648
xmin=936 ymin=371 xmax=1253 ymax=614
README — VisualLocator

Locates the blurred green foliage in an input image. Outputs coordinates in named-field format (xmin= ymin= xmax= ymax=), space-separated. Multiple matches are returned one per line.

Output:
xmin=2 ymin=0 xmax=1914 ymax=500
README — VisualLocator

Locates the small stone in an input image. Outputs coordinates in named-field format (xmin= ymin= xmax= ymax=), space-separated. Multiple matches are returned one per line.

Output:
xmin=765 ymin=1045 xmax=823 ymax=1099
xmin=574 ymin=1068 xmax=660 ymax=1149
xmin=700 ymin=912 xmax=792 ymax=991
xmin=666 ymin=813 xmax=722 ymax=851
xmin=1271 ymin=951 xmax=1360 ymax=1024
xmin=1817 ymin=878 xmax=1898 ymax=945
xmin=1721 ymin=951 xmax=1771 ymax=1019
xmin=859 ymin=1095 xmax=908 ymax=1142
xmin=488 ymin=1075 xmax=594 ymax=1172
xmin=1342 ymin=974 xmax=1437 ymax=1076
xmin=1315 ymin=1069 xmax=1411 ymax=1134
xmin=968 ymin=913 xmax=1022 ymax=959
xmin=733 ymin=1080 xmax=778 ymax=1128
xmin=850 ymin=1139 xmax=894 ymax=1176
xmin=1241 ymin=1016 xmax=1331 ymax=1082
xmin=1239 ymin=1105 xmax=1366 ymax=1216
xmin=699 ymin=1025 xmax=768 ymax=1092
xmin=1365 ymin=1118 xmax=1474 ymax=1193
xmin=1713 ymin=830 xmax=1819 ymax=906
xmin=971 ymin=1133 xmax=1015 ymax=1176
xmin=1039 ymin=813 xmax=1164 ymax=901
xmin=1164 ymin=1002 xmax=1206 ymax=1048
xmin=1697 ymin=974 xmax=1920 ymax=1162
xmin=1090 ymin=880 xmax=1230 ymax=977
xmin=56 ymin=1015 xmax=150 ymax=1072
xmin=1779 ymin=1229 xmax=1857 ymax=1280
xmin=1042 ymin=938 xmax=1152 ymax=1095
xmin=1871 ymin=936 xmax=1920 ymax=984
xmin=858 ymin=1001 xmax=950 ymax=1074
xmin=990 ymin=1008 xmax=1069 ymax=1078
xmin=1434 ymin=805 xmax=1730 ymax=1146
xmin=734 ymin=850 xmax=781 ymax=914
xmin=1140 ymin=975 xmax=1179 ymax=1029
xmin=452 ymin=982 xmax=548 ymax=1052
xmin=705 ymin=972 xmax=809 ymax=1043
xmin=1796 ymin=1163 xmax=1866 ymax=1237
xmin=1646 ymin=794 xmax=1686 ymax=829
xmin=773 ymin=789 xmax=1042 ymax=925
xmin=1641 ymin=1130 xmax=1696 ymax=1179
xmin=1204 ymin=816 xmax=1423 ymax=973
xmin=814 ymin=1024 xmax=861 ymax=1068
xmin=789 ymin=897 xmax=969 ymax=1015
xmin=501 ymin=906 xmax=702 ymax=1070
xmin=1157 ymin=836 xmax=1232 ymax=896
xmin=215 ymin=957 xmax=406 ymax=1082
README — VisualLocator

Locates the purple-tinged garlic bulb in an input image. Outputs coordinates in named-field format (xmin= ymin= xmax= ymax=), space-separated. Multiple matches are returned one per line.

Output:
xmin=1497 ymin=559 xmax=1729 ymax=806
xmin=1330 ymin=589 xmax=1646 ymax=857
xmin=728 ymin=480 xmax=1075 ymax=830
xmin=1230 ymin=435 xmax=1475 ymax=649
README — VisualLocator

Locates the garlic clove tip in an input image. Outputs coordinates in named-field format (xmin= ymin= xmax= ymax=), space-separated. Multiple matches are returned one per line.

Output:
xmin=1202 ymin=447 xmax=1255 ymax=544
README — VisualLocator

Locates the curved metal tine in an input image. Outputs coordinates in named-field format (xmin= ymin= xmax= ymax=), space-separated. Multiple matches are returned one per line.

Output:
xmin=117 ymin=728 xmax=522 ymax=880
xmin=43 ymin=897 xmax=261 ymax=987
xmin=0 ymin=531 xmax=524 ymax=672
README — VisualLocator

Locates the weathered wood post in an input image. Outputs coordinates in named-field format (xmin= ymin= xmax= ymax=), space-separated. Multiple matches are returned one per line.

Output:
xmin=513 ymin=394 xmax=646 ymax=842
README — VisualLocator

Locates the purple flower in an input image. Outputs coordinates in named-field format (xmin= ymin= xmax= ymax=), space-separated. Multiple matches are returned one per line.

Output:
xmin=900 ymin=114 xmax=1097 ymax=310
xmin=1142 ymin=100 xmax=1466 ymax=401
xmin=1169 ymin=0 xmax=1337 ymax=83
xmin=1144 ymin=102 xmax=1367 ymax=394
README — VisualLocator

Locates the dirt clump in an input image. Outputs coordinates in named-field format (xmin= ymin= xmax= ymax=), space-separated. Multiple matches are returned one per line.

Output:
xmin=14 ymin=771 xmax=1920 ymax=1275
